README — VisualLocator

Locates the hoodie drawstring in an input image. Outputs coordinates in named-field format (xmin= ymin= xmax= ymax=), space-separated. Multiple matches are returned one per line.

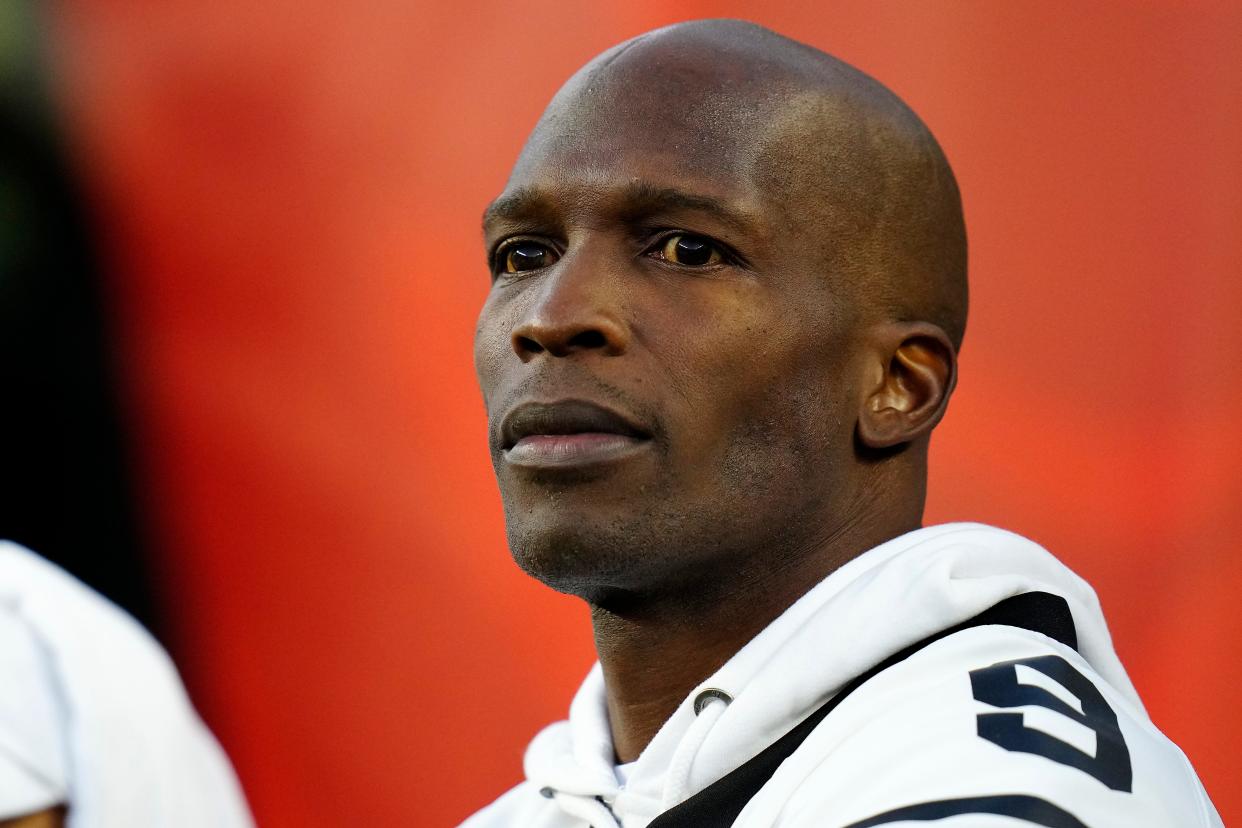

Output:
xmin=661 ymin=689 xmax=732 ymax=809
xmin=543 ymin=787 xmax=621 ymax=828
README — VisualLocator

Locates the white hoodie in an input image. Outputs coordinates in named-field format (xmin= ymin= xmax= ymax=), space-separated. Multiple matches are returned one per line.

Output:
xmin=462 ymin=523 xmax=1223 ymax=827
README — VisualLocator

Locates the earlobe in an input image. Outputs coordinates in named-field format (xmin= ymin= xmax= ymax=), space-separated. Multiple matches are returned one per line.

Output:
xmin=857 ymin=323 xmax=957 ymax=450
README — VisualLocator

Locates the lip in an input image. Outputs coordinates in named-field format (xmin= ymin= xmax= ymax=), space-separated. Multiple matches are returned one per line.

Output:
xmin=499 ymin=400 xmax=652 ymax=469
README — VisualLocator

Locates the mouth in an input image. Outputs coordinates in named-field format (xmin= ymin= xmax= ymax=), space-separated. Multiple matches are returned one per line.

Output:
xmin=499 ymin=399 xmax=652 ymax=469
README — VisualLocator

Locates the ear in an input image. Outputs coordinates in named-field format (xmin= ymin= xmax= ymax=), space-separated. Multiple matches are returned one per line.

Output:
xmin=856 ymin=322 xmax=957 ymax=450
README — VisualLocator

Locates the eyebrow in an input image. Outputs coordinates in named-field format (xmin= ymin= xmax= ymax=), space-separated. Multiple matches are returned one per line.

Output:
xmin=482 ymin=181 xmax=759 ymax=235
xmin=617 ymin=183 xmax=757 ymax=233
xmin=481 ymin=188 xmax=550 ymax=232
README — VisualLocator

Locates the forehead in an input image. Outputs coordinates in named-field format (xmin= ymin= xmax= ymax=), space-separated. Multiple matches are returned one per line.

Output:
xmin=491 ymin=70 xmax=800 ymax=233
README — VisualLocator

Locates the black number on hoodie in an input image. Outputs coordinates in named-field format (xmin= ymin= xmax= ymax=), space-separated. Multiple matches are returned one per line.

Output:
xmin=969 ymin=655 xmax=1132 ymax=792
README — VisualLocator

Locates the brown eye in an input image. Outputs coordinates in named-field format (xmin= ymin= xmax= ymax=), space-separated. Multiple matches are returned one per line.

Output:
xmin=503 ymin=242 xmax=556 ymax=273
xmin=660 ymin=234 xmax=721 ymax=267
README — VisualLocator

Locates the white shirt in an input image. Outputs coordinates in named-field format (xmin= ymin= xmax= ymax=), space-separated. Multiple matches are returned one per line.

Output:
xmin=0 ymin=541 xmax=253 ymax=827
xmin=462 ymin=523 xmax=1223 ymax=827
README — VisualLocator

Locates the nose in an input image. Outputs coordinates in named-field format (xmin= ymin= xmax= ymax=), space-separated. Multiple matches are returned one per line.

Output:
xmin=510 ymin=252 xmax=631 ymax=361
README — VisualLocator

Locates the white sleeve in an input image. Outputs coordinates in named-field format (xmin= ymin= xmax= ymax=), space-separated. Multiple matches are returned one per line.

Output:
xmin=0 ymin=541 xmax=254 ymax=828
xmin=0 ymin=605 xmax=69 ymax=818
xmin=741 ymin=628 xmax=1222 ymax=828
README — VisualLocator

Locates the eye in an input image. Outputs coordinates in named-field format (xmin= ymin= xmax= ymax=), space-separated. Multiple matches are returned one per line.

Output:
xmin=500 ymin=241 xmax=558 ymax=274
xmin=656 ymin=234 xmax=723 ymax=267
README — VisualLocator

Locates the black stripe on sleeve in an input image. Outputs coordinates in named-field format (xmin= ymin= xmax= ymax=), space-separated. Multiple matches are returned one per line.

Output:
xmin=843 ymin=794 xmax=1088 ymax=828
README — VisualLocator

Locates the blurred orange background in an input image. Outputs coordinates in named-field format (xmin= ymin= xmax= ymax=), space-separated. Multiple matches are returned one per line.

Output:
xmin=41 ymin=1 xmax=1242 ymax=825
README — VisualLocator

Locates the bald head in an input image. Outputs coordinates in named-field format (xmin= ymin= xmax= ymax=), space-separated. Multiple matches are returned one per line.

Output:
xmin=516 ymin=18 xmax=968 ymax=349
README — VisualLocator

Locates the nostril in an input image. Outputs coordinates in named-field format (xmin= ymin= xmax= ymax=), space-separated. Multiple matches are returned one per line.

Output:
xmin=511 ymin=324 xmax=622 ymax=358
xmin=568 ymin=329 xmax=607 ymax=350
xmin=515 ymin=335 xmax=544 ymax=354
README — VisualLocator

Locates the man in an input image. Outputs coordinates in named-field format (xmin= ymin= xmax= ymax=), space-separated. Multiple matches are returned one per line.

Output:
xmin=465 ymin=19 xmax=1221 ymax=828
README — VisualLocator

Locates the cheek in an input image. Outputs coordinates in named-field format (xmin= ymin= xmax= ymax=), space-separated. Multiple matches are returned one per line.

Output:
xmin=655 ymin=293 xmax=856 ymax=472
xmin=473 ymin=294 xmax=517 ymax=407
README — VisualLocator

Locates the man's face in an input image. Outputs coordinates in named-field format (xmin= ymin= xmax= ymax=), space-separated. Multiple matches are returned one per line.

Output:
xmin=475 ymin=63 xmax=867 ymax=603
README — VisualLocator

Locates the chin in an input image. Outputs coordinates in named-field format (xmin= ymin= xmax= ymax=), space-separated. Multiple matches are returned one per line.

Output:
xmin=505 ymin=519 xmax=619 ymax=596
xmin=502 ymin=502 xmax=737 ymax=610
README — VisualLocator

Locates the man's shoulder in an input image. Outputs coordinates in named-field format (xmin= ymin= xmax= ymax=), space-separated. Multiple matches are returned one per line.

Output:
xmin=740 ymin=624 xmax=1221 ymax=827
xmin=0 ymin=540 xmax=190 ymax=719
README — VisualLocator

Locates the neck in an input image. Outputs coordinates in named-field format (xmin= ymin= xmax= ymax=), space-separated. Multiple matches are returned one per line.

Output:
xmin=590 ymin=507 xmax=921 ymax=763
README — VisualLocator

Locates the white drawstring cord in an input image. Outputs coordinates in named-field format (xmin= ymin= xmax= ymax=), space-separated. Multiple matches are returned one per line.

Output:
xmin=661 ymin=690 xmax=731 ymax=809
xmin=546 ymin=787 xmax=622 ymax=828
